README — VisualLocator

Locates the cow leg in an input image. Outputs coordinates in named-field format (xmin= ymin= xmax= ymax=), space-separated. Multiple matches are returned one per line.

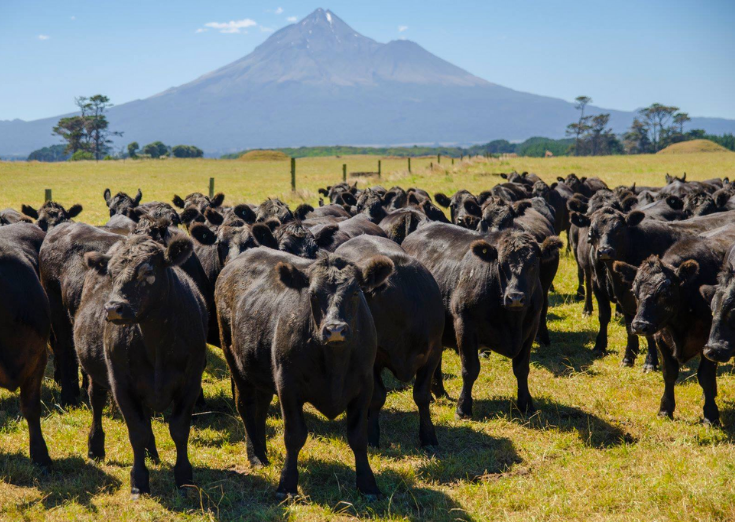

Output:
xmin=512 ymin=338 xmax=535 ymax=414
xmin=583 ymin=269 xmax=594 ymax=316
xmin=115 ymin=388 xmax=151 ymax=498
xmin=697 ymin=357 xmax=720 ymax=426
xmin=367 ymin=367 xmax=387 ymax=448
xmin=657 ymin=340 xmax=679 ymax=419
xmin=143 ymin=408 xmax=160 ymax=464
xmin=430 ymin=353 xmax=450 ymax=400
xmin=575 ymin=264 xmax=585 ymax=301
xmin=20 ymin=353 xmax=51 ymax=469
xmin=169 ymin=384 xmax=199 ymax=492
xmin=592 ymin=282 xmax=611 ymax=354
xmin=455 ymin=319 xmax=479 ymax=420
xmin=236 ymin=382 xmax=270 ymax=467
xmin=53 ymin=319 xmax=80 ymax=407
xmin=276 ymin=393 xmax=308 ymax=499
xmin=621 ymin=314 xmax=640 ymax=367
xmin=346 ymin=384 xmax=381 ymax=499
xmin=537 ymin=292 xmax=551 ymax=347
xmin=643 ymin=336 xmax=659 ymax=372
xmin=414 ymin=348 xmax=440 ymax=448
xmin=87 ymin=380 xmax=108 ymax=461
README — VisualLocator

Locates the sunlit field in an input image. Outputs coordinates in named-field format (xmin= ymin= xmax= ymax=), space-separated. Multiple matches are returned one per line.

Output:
xmin=1 ymin=152 xmax=735 ymax=521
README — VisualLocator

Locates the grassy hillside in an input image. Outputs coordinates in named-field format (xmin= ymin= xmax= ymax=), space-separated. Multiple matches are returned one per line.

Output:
xmin=657 ymin=139 xmax=731 ymax=154
xmin=1 ymin=152 xmax=735 ymax=521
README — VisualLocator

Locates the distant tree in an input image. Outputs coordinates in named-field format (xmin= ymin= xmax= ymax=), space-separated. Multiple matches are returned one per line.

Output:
xmin=172 ymin=145 xmax=204 ymax=158
xmin=52 ymin=116 xmax=87 ymax=154
xmin=673 ymin=112 xmax=690 ymax=134
xmin=142 ymin=141 xmax=169 ymax=158
xmin=623 ymin=118 xmax=652 ymax=154
xmin=127 ymin=141 xmax=140 ymax=158
xmin=27 ymin=144 xmax=71 ymax=162
xmin=566 ymin=96 xmax=592 ymax=156
xmin=639 ymin=103 xmax=679 ymax=152
xmin=70 ymin=150 xmax=94 ymax=161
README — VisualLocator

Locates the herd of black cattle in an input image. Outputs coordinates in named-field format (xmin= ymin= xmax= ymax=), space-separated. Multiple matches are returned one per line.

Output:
xmin=2 ymin=170 xmax=735 ymax=500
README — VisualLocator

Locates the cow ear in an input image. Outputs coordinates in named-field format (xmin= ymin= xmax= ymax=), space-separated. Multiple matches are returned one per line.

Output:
xmin=540 ymin=236 xmax=563 ymax=261
xmin=665 ymin=174 xmax=673 ymax=184
xmin=700 ymin=284 xmax=716 ymax=306
xmin=233 ymin=204 xmax=256 ymax=224
xmin=612 ymin=261 xmax=638 ymax=284
xmin=513 ymin=200 xmax=532 ymax=216
xmin=122 ymin=207 xmax=145 ymax=222
xmin=21 ymin=205 xmax=39 ymax=219
xmin=341 ymin=193 xmax=357 ymax=206
xmin=318 ymin=188 xmax=329 ymax=197
xmin=580 ymin=176 xmax=587 ymax=183
xmin=263 ymin=218 xmax=281 ymax=232
xmin=434 ymin=193 xmax=451 ymax=208
xmin=276 ymin=262 xmax=309 ymax=290
xmin=211 ymin=192 xmax=225 ymax=207
xmin=165 ymin=237 xmax=193 ymax=267
xmin=172 ymin=195 xmax=186 ymax=209
xmin=103 ymin=188 xmax=111 ymax=204
xmin=359 ymin=255 xmax=394 ymax=291
xmin=550 ymin=182 xmax=558 ymax=190
xmin=189 ymin=223 xmax=217 ymax=245
xmin=408 ymin=193 xmax=420 ymax=205
xmin=463 ymin=199 xmax=481 ymax=217
xmin=621 ymin=195 xmax=638 ymax=212
xmin=625 ymin=211 xmax=645 ymax=227
xmin=567 ymin=198 xmax=587 ymax=214
xmin=666 ymin=195 xmax=684 ymax=210
xmin=294 ymin=204 xmax=314 ymax=221
xmin=251 ymin=223 xmax=278 ymax=249
xmin=470 ymin=240 xmax=497 ymax=262
xmin=500 ymin=173 xmax=508 ymax=179
xmin=676 ymin=259 xmax=699 ymax=284
xmin=556 ymin=176 xmax=565 ymax=182
xmin=133 ymin=189 xmax=142 ymax=205
xmin=682 ymin=173 xmax=687 ymax=182
xmin=715 ymin=191 xmax=730 ymax=208
xmin=314 ymin=224 xmax=338 ymax=247
xmin=67 ymin=204 xmax=83 ymax=218
xmin=84 ymin=251 xmax=111 ymax=274
xmin=477 ymin=191 xmax=493 ymax=205
xmin=180 ymin=207 xmax=201 ymax=225
xmin=204 ymin=208 xmax=224 ymax=226
xmin=571 ymin=212 xmax=591 ymax=228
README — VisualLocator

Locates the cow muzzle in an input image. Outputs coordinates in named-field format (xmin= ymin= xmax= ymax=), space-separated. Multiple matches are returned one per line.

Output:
xmin=703 ymin=342 xmax=733 ymax=363
xmin=503 ymin=291 xmax=527 ymax=310
xmin=104 ymin=301 xmax=136 ymax=324
xmin=322 ymin=322 xmax=350 ymax=344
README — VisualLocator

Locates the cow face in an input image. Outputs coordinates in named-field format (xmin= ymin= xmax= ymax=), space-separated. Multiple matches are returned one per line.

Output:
xmin=104 ymin=188 xmax=142 ymax=217
xmin=21 ymin=201 xmax=83 ymax=231
xmin=625 ymin=257 xmax=699 ymax=336
xmin=85 ymin=235 xmax=193 ymax=325
xmin=434 ymin=190 xmax=481 ymax=229
xmin=531 ymin=181 xmax=550 ymax=200
xmin=191 ymin=222 xmax=277 ymax=267
xmin=471 ymin=232 xmax=560 ymax=311
xmin=703 ymin=271 xmax=735 ymax=362
xmin=276 ymin=254 xmax=393 ymax=345
xmin=477 ymin=199 xmax=531 ymax=232
xmin=683 ymin=192 xmax=718 ymax=217
xmin=256 ymin=198 xmax=293 ymax=224
xmin=354 ymin=189 xmax=387 ymax=222
xmin=587 ymin=209 xmax=644 ymax=262
xmin=274 ymin=221 xmax=337 ymax=259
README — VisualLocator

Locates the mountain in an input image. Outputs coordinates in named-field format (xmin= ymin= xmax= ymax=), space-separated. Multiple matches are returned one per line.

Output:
xmin=2 ymin=8 xmax=734 ymax=156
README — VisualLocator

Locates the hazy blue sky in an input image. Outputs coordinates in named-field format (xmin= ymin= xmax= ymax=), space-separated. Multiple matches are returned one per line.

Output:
xmin=1 ymin=0 xmax=733 ymax=121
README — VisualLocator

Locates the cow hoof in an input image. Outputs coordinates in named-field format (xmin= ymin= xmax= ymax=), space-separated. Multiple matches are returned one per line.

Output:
xmin=421 ymin=444 xmax=439 ymax=456
xmin=454 ymin=411 xmax=472 ymax=421
xmin=275 ymin=490 xmax=297 ymax=501
xmin=362 ymin=492 xmax=382 ymax=503
xmin=479 ymin=351 xmax=490 ymax=359
xmin=642 ymin=364 xmax=658 ymax=373
xmin=87 ymin=451 xmax=105 ymax=462
xmin=657 ymin=410 xmax=674 ymax=420
xmin=591 ymin=348 xmax=608 ymax=358
xmin=582 ymin=310 xmax=592 ymax=317
xmin=249 ymin=455 xmax=269 ymax=468
xmin=702 ymin=417 xmax=721 ymax=427
xmin=620 ymin=358 xmax=635 ymax=368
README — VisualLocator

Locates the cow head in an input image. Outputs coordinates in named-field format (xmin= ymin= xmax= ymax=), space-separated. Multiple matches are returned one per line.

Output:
xmin=477 ymin=198 xmax=532 ymax=232
xmin=585 ymin=208 xmax=645 ymax=262
xmin=85 ymin=235 xmax=193 ymax=324
xmin=276 ymin=253 xmax=393 ymax=344
xmin=256 ymin=198 xmax=293 ymax=224
xmin=190 ymin=221 xmax=277 ymax=267
xmin=104 ymin=188 xmax=142 ymax=217
xmin=21 ymin=201 xmax=83 ymax=231
xmin=703 ymin=269 xmax=735 ymax=363
xmin=274 ymin=221 xmax=337 ymax=258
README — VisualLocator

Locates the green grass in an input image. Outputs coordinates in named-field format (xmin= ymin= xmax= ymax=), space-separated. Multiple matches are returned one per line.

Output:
xmin=2 ymin=153 xmax=735 ymax=521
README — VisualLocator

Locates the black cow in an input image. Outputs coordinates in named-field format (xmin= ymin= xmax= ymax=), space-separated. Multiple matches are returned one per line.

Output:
xmin=215 ymin=248 xmax=391 ymax=498
xmin=0 ymin=223 xmax=52 ymax=468
xmin=256 ymin=198 xmax=293 ymax=223
xmin=103 ymin=188 xmax=142 ymax=217
xmin=74 ymin=235 xmax=206 ymax=497
xmin=703 ymin=245 xmax=735 ymax=364
xmin=403 ymin=224 xmax=561 ymax=418
xmin=22 ymin=201 xmax=83 ymax=231
xmin=434 ymin=190 xmax=482 ymax=229
xmin=336 ymin=236 xmax=444 ymax=447
xmin=0 ymin=208 xmax=33 ymax=225
xmin=172 ymin=192 xmax=225 ymax=213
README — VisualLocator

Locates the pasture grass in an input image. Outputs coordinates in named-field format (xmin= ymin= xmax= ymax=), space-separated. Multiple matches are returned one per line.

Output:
xmin=1 ymin=152 xmax=735 ymax=520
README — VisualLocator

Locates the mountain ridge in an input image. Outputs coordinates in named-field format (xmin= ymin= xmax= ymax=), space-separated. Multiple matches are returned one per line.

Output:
xmin=1 ymin=8 xmax=734 ymax=156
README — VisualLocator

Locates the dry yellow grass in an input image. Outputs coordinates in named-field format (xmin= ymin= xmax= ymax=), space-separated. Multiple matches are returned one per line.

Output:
xmin=238 ymin=150 xmax=290 ymax=161
xmin=0 ymin=152 xmax=735 ymax=521
xmin=657 ymin=139 xmax=731 ymax=155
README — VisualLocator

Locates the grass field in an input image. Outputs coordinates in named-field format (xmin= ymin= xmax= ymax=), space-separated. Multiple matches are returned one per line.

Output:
xmin=1 ymin=152 xmax=735 ymax=521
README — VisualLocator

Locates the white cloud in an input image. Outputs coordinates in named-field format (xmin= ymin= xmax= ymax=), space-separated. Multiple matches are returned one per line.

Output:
xmin=287 ymin=16 xmax=297 ymax=23
xmin=398 ymin=25 xmax=408 ymax=32
xmin=204 ymin=18 xmax=257 ymax=34
xmin=38 ymin=34 xmax=50 ymax=40
xmin=275 ymin=7 xmax=284 ymax=15
xmin=195 ymin=28 xmax=207 ymax=33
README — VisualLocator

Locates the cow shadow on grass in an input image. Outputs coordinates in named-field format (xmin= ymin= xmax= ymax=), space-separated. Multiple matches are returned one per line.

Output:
xmin=472 ymin=397 xmax=635 ymax=449
xmin=0 ymin=453 xmax=121 ymax=511
xmin=532 ymin=328 xmax=600 ymax=377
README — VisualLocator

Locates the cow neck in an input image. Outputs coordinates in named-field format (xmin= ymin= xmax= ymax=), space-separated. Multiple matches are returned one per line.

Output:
xmin=136 ymin=268 xmax=175 ymax=350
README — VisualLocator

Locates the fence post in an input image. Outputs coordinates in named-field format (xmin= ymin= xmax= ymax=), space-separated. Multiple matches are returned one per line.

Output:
xmin=452 ymin=157 xmax=455 ymax=165
xmin=343 ymin=164 xmax=347 ymax=182
xmin=44 ymin=189 xmax=52 ymax=202
xmin=291 ymin=158 xmax=296 ymax=191
xmin=378 ymin=160 xmax=381 ymax=179
xmin=408 ymin=157 xmax=411 ymax=173
xmin=437 ymin=153 xmax=441 ymax=164
xmin=209 ymin=177 xmax=215 ymax=199
xmin=430 ymin=162 xmax=433 ymax=170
